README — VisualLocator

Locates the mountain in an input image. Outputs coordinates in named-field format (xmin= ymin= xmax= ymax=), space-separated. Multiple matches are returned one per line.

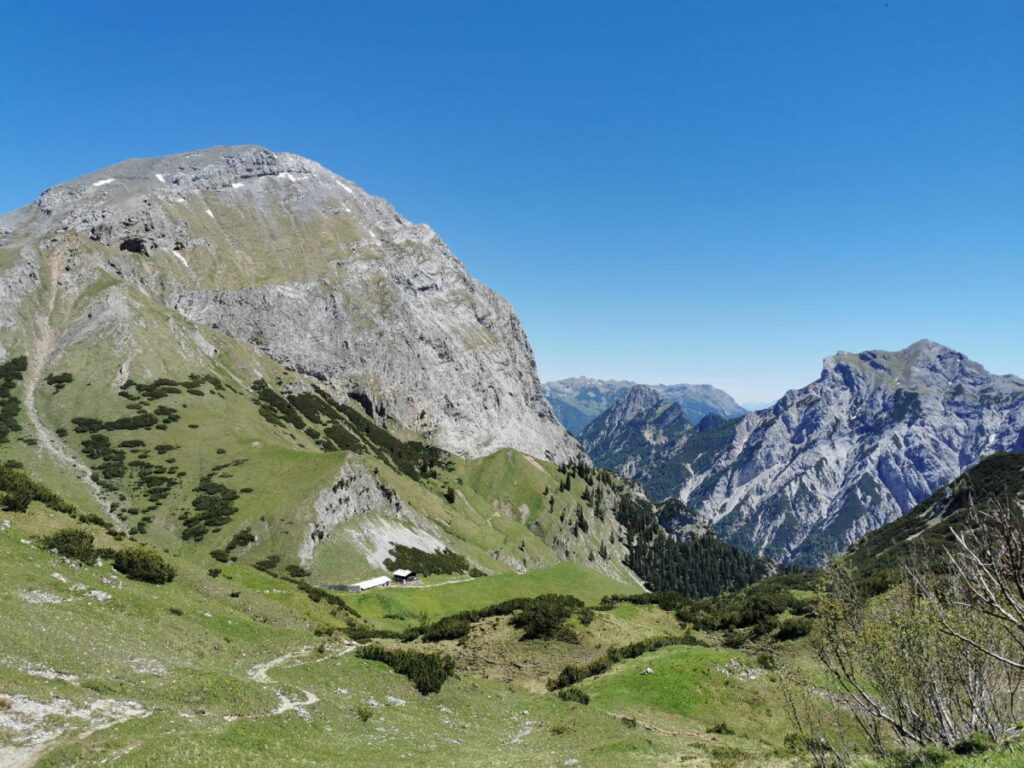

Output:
xmin=0 ymin=145 xmax=646 ymax=589
xmin=580 ymin=386 xmax=742 ymax=508
xmin=583 ymin=341 xmax=1024 ymax=564
xmin=542 ymin=376 xmax=745 ymax=435
xmin=1 ymin=145 xmax=578 ymax=465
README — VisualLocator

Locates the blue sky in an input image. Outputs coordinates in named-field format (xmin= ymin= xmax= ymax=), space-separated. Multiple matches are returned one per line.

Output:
xmin=2 ymin=1 xmax=1021 ymax=403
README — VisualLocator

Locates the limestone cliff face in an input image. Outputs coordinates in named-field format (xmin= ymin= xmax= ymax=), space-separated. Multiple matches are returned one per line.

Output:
xmin=299 ymin=459 xmax=448 ymax=570
xmin=583 ymin=341 xmax=1024 ymax=563
xmin=0 ymin=145 xmax=579 ymax=462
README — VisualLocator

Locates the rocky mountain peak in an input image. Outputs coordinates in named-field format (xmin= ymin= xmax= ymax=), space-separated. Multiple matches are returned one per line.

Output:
xmin=611 ymin=385 xmax=664 ymax=421
xmin=674 ymin=342 xmax=1024 ymax=562
xmin=820 ymin=340 xmax=1022 ymax=397
xmin=1 ymin=146 xmax=582 ymax=463
xmin=579 ymin=340 xmax=1024 ymax=565
xmin=36 ymin=145 xmax=319 ymax=210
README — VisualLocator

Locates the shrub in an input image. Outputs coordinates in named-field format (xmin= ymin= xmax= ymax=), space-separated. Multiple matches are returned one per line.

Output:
xmin=355 ymin=645 xmax=455 ymax=695
xmin=782 ymin=733 xmax=809 ymax=754
xmin=510 ymin=594 xmax=584 ymax=641
xmin=420 ymin=615 xmax=472 ymax=642
xmin=555 ymin=687 xmax=590 ymax=705
xmin=722 ymin=629 xmax=746 ymax=648
xmin=775 ymin=617 xmax=812 ymax=641
xmin=39 ymin=528 xmax=96 ymax=564
xmin=344 ymin=625 xmax=412 ymax=642
xmin=708 ymin=722 xmax=735 ymax=735
xmin=254 ymin=554 xmax=281 ymax=572
xmin=0 ymin=465 xmax=76 ymax=515
xmin=288 ymin=579 xmax=359 ymax=617
xmin=355 ymin=704 xmax=373 ymax=722
xmin=885 ymin=746 xmax=952 ymax=767
xmin=181 ymin=475 xmax=241 ymax=542
xmin=384 ymin=544 xmax=470 ymax=576
xmin=952 ymin=732 xmax=994 ymax=755
xmin=2 ymin=487 xmax=31 ymax=513
xmin=114 ymin=546 xmax=175 ymax=584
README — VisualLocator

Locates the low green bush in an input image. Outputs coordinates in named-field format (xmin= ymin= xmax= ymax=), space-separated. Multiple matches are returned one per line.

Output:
xmin=555 ymin=687 xmax=590 ymax=705
xmin=114 ymin=546 xmax=175 ymax=584
xmin=355 ymin=645 xmax=455 ymax=694
xmin=510 ymin=593 xmax=584 ymax=641
xmin=775 ymin=617 xmax=812 ymax=641
xmin=39 ymin=528 xmax=96 ymax=564
xmin=952 ymin=732 xmax=994 ymax=755
xmin=419 ymin=615 xmax=473 ymax=642
xmin=384 ymin=544 xmax=470 ymax=576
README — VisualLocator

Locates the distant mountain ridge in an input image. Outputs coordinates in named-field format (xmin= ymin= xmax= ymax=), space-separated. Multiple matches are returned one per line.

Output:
xmin=581 ymin=341 xmax=1024 ymax=564
xmin=580 ymin=385 xmax=741 ymax=507
xmin=542 ymin=376 xmax=745 ymax=435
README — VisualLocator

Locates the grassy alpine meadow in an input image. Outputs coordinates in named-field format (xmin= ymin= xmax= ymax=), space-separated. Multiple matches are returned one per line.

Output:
xmin=0 ymin=505 xmax=684 ymax=767
xmin=579 ymin=645 xmax=795 ymax=752
xmin=350 ymin=561 xmax=641 ymax=625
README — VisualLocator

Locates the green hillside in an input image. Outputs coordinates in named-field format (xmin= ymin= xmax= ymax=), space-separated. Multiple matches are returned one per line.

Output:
xmin=845 ymin=451 xmax=1024 ymax=591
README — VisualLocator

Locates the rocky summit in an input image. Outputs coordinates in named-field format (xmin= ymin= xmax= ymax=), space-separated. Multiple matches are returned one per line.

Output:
xmin=0 ymin=145 xmax=579 ymax=464
xmin=583 ymin=340 xmax=1024 ymax=563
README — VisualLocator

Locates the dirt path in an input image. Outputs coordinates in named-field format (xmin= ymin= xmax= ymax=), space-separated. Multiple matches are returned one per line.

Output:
xmin=398 ymin=576 xmax=475 ymax=589
xmin=22 ymin=238 xmax=120 ymax=528
xmin=247 ymin=643 xmax=358 ymax=718
xmin=606 ymin=711 xmax=715 ymax=741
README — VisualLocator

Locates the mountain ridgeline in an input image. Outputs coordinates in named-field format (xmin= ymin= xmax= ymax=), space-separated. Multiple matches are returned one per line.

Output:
xmin=542 ymin=376 xmax=745 ymax=435
xmin=582 ymin=341 xmax=1024 ymax=564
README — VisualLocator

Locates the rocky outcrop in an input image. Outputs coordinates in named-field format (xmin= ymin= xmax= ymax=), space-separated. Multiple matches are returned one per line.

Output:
xmin=1 ymin=145 xmax=580 ymax=463
xmin=543 ymin=376 xmax=744 ymax=434
xmin=0 ymin=250 xmax=39 ymax=331
xmin=299 ymin=459 xmax=448 ymax=569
